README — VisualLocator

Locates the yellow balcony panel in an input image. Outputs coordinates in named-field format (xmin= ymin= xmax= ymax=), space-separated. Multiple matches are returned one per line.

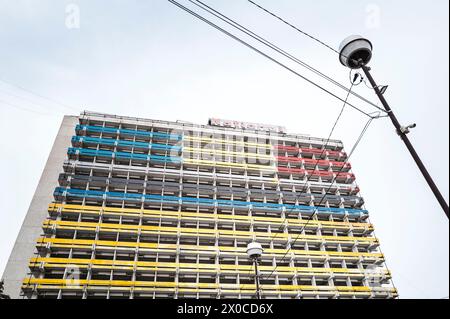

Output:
xmin=183 ymin=147 xmax=275 ymax=161
xmin=22 ymin=278 xmax=397 ymax=296
xmin=183 ymin=158 xmax=277 ymax=172
xmin=43 ymin=220 xmax=378 ymax=245
xmin=48 ymin=204 xmax=374 ymax=232
xmin=36 ymin=238 xmax=384 ymax=261
xmin=184 ymin=136 xmax=273 ymax=149
xmin=28 ymin=257 xmax=390 ymax=279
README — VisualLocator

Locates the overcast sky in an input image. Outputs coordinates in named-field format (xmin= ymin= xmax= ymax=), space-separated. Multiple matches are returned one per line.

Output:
xmin=0 ymin=0 xmax=448 ymax=299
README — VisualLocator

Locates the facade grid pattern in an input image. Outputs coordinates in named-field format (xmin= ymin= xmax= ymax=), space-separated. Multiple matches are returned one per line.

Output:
xmin=19 ymin=111 xmax=397 ymax=299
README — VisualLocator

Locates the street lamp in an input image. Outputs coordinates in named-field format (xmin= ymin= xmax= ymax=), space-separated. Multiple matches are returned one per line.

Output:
xmin=339 ymin=35 xmax=449 ymax=218
xmin=246 ymin=241 xmax=263 ymax=299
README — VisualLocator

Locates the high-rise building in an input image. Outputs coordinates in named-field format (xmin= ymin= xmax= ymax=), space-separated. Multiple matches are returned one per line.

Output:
xmin=2 ymin=111 xmax=398 ymax=299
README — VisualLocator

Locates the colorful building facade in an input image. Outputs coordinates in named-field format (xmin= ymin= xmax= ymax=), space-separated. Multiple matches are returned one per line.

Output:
xmin=2 ymin=111 xmax=397 ymax=299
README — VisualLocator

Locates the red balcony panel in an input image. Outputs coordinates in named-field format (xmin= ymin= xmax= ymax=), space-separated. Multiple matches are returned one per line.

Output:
xmin=277 ymin=156 xmax=302 ymax=163
xmin=275 ymin=145 xmax=347 ymax=159
xmin=276 ymin=156 xmax=352 ymax=169
xmin=275 ymin=145 xmax=299 ymax=152
xmin=278 ymin=167 xmax=306 ymax=175
xmin=277 ymin=167 xmax=356 ymax=181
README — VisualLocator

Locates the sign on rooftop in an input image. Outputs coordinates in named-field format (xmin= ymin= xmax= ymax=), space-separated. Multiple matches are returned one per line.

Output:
xmin=208 ymin=118 xmax=286 ymax=134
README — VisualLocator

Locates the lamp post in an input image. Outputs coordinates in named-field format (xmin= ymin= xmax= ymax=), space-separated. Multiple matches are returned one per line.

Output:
xmin=246 ymin=242 xmax=263 ymax=299
xmin=338 ymin=36 xmax=449 ymax=218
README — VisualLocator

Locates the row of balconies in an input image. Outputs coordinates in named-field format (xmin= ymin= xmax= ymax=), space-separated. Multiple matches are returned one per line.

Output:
xmin=58 ymin=174 xmax=364 ymax=209
xmin=52 ymin=187 xmax=368 ymax=219
xmin=77 ymin=118 xmax=344 ymax=151
xmin=62 ymin=160 xmax=361 ymax=196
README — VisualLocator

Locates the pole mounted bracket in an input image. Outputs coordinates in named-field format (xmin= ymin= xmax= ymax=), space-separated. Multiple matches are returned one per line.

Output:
xmin=341 ymin=35 xmax=449 ymax=217
xmin=398 ymin=123 xmax=417 ymax=135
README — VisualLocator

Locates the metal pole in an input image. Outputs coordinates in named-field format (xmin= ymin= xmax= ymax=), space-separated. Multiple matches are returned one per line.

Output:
xmin=253 ymin=258 xmax=261 ymax=299
xmin=361 ymin=64 xmax=449 ymax=218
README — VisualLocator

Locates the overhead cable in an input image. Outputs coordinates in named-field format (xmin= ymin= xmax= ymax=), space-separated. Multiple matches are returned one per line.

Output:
xmin=168 ymin=0 xmax=375 ymax=118
xmin=190 ymin=0 xmax=385 ymax=113
xmin=0 ymin=78 xmax=79 ymax=113
xmin=247 ymin=0 xmax=341 ymax=56
xmin=262 ymin=114 xmax=376 ymax=281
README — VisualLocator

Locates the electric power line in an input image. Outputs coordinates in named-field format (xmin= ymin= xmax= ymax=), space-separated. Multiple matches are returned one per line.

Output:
xmin=172 ymin=0 xmax=377 ymax=271
xmin=262 ymin=114 xmax=376 ymax=282
xmin=247 ymin=0 xmax=341 ymax=56
xmin=172 ymin=0 xmax=388 ymax=248
xmin=0 ymin=99 xmax=50 ymax=116
xmin=234 ymin=71 xmax=360 ymax=298
xmin=260 ymin=77 xmax=357 ymax=247
xmin=168 ymin=0 xmax=374 ymax=118
xmin=170 ymin=0 xmax=396 ymax=293
xmin=189 ymin=0 xmax=385 ymax=114
xmin=255 ymin=73 xmax=368 ymax=248
xmin=238 ymin=262 xmax=258 ymax=292
xmin=0 ymin=78 xmax=80 ymax=113
xmin=262 ymin=81 xmax=363 ymax=280
xmin=0 ymin=88 xmax=60 ymax=112
xmin=238 ymin=76 xmax=362 ymax=296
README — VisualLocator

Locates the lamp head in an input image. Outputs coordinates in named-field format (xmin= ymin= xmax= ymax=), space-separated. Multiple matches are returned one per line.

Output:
xmin=339 ymin=35 xmax=373 ymax=69
xmin=246 ymin=242 xmax=263 ymax=259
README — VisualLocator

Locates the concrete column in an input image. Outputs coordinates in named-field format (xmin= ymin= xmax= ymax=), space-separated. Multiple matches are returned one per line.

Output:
xmin=1 ymin=115 xmax=78 ymax=298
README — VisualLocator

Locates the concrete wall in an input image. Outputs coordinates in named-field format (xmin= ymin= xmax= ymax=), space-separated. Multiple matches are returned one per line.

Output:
xmin=1 ymin=115 xmax=78 ymax=298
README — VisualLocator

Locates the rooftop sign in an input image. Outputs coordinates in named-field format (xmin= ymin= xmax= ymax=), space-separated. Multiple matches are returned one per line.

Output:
xmin=208 ymin=118 xmax=286 ymax=134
